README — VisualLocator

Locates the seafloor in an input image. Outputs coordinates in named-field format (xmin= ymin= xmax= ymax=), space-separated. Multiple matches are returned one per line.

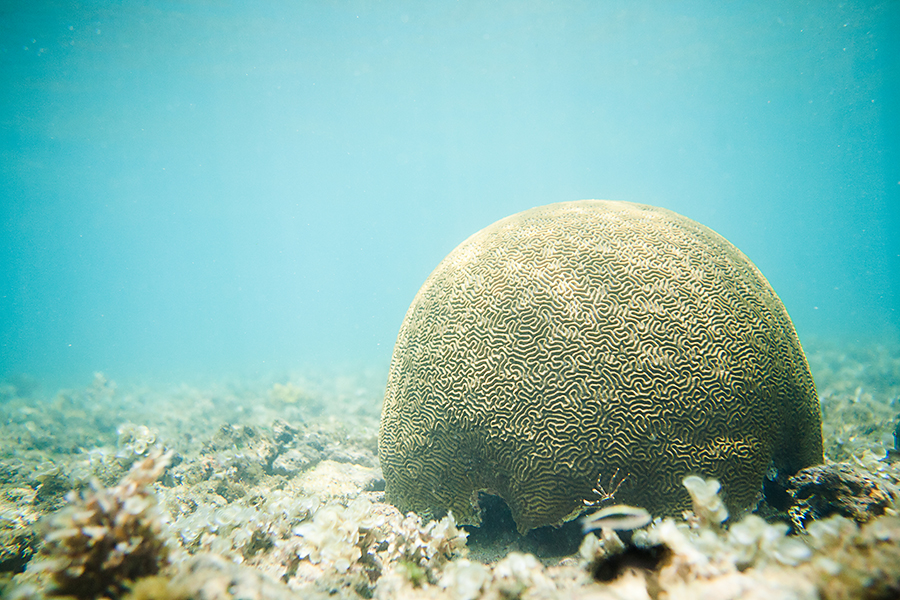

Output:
xmin=1 ymin=339 xmax=898 ymax=600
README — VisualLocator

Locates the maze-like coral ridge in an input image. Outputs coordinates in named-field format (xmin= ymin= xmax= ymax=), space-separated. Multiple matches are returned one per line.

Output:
xmin=379 ymin=200 xmax=823 ymax=533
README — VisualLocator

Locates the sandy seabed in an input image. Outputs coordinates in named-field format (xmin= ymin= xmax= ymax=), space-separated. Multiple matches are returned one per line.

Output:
xmin=1 ymin=339 xmax=899 ymax=600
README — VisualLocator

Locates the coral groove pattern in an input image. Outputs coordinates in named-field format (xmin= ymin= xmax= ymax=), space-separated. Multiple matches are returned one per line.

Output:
xmin=379 ymin=201 xmax=823 ymax=534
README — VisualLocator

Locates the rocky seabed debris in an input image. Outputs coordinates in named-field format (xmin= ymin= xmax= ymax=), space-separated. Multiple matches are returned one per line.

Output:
xmin=5 ymin=454 xmax=898 ymax=600
xmin=2 ymin=348 xmax=899 ymax=600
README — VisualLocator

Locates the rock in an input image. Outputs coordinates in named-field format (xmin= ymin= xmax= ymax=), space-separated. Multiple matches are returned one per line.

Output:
xmin=788 ymin=462 xmax=894 ymax=529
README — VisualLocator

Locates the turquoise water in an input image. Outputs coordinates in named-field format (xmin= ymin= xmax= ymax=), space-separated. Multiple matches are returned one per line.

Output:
xmin=2 ymin=1 xmax=897 ymax=387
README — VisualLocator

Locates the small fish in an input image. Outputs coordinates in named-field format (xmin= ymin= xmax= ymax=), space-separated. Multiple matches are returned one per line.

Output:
xmin=581 ymin=504 xmax=652 ymax=533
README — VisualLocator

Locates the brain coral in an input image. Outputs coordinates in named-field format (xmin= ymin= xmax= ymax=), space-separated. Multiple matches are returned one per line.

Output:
xmin=379 ymin=200 xmax=822 ymax=534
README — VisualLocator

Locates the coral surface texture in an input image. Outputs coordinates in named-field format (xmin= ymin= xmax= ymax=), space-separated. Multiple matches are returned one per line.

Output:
xmin=380 ymin=200 xmax=824 ymax=532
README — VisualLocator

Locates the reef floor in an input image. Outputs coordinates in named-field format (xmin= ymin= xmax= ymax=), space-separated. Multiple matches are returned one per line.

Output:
xmin=1 ymin=339 xmax=898 ymax=600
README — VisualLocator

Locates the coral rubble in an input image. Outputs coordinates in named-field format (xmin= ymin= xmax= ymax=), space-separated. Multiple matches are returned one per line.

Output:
xmin=788 ymin=462 xmax=895 ymax=530
xmin=30 ymin=450 xmax=172 ymax=599
xmin=0 ymin=342 xmax=898 ymax=599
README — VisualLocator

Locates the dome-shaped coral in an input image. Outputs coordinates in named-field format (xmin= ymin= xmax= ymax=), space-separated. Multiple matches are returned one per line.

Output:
xmin=379 ymin=200 xmax=823 ymax=533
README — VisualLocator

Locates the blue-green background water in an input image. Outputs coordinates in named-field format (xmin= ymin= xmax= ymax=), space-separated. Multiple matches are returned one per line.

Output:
xmin=2 ymin=1 xmax=898 ymax=388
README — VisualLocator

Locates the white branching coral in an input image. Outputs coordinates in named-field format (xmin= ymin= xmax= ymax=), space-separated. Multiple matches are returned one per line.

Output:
xmin=618 ymin=475 xmax=816 ymax=596
xmin=802 ymin=513 xmax=900 ymax=597
xmin=681 ymin=475 xmax=728 ymax=527
xmin=575 ymin=475 xmax=821 ymax=599
xmin=382 ymin=509 xmax=469 ymax=576
xmin=168 ymin=488 xmax=315 ymax=561
xmin=30 ymin=449 xmax=172 ymax=599
xmin=438 ymin=559 xmax=491 ymax=600
xmin=381 ymin=551 xmax=557 ymax=600
xmin=490 ymin=551 xmax=555 ymax=598
xmin=727 ymin=515 xmax=811 ymax=569
xmin=281 ymin=495 xmax=469 ymax=593
xmin=294 ymin=496 xmax=383 ymax=573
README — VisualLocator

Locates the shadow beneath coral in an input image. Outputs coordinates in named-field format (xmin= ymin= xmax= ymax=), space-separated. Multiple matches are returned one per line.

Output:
xmin=464 ymin=493 xmax=584 ymax=563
